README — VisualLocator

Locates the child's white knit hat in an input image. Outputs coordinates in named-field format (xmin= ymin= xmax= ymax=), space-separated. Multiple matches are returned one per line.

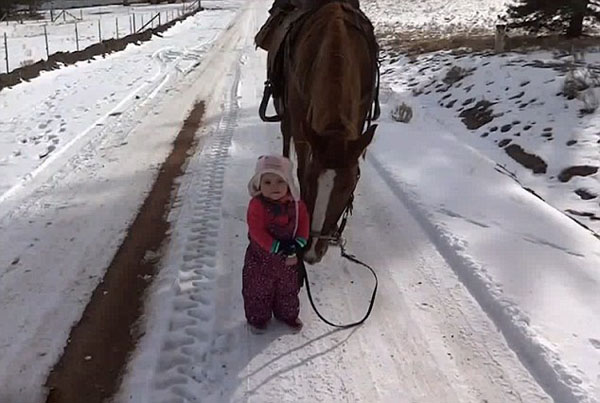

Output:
xmin=248 ymin=155 xmax=300 ymax=200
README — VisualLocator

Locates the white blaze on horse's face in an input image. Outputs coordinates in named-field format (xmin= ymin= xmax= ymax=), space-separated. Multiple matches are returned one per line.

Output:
xmin=305 ymin=169 xmax=336 ymax=264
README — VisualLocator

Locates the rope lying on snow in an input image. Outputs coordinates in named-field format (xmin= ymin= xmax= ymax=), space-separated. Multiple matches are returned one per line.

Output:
xmin=299 ymin=241 xmax=378 ymax=328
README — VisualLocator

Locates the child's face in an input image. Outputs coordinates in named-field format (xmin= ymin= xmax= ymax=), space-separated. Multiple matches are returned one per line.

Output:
xmin=260 ymin=173 xmax=289 ymax=201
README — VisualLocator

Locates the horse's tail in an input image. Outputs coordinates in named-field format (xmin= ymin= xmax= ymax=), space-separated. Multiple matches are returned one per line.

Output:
xmin=306 ymin=3 xmax=363 ymax=140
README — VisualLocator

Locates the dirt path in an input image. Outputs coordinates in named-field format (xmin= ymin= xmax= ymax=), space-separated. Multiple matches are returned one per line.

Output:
xmin=44 ymin=102 xmax=206 ymax=403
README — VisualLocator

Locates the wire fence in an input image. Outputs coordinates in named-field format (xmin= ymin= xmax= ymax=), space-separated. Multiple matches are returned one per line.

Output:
xmin=1 ymin=1 xmax=200 ymax=74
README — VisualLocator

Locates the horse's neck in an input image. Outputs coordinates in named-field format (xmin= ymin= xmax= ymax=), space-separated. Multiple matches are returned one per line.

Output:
xmin=304 ymin=5 xmax=364 ymax=140
xmin=295 ymin=0 xmax=360 ymax=10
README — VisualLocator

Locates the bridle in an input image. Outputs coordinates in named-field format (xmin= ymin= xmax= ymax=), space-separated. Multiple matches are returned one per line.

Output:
xmin=308 ymin=166 xmax=360 ymax=246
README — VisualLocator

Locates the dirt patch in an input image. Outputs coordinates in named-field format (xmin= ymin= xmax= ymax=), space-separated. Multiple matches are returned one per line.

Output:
xmin=0 ymin=8 xmax=201 ymax=92
xmin=575 ymin=189 xmax=598 ymax=200
xmin=558 ymin=165 xmax=598 ymax=182
xmin=44 ymin=102 xmax=206 ymax=403
xmin=459 ymin=100 xmax=495 ymax=130
xmin=566 ymin=209 xmax=600 ymax=220
xmin=380 ymin=30 xmax=600 ymax=56
xmin=504 ymin=144 xmax=548 ymax=174
xmin=575 ymin=188 xmax=597 ymax=200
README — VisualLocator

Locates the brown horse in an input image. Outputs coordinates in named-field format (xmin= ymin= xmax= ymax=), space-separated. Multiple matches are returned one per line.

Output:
xmin=280 ymin=1 xmax=379 ymax=263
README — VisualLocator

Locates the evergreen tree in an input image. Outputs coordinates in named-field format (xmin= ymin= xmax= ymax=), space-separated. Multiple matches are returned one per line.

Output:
xmin=17 ymin=0 xmax=42 ymax=16
xmin=506 ymin=0 xmax=600 ymax=37
xmin=0 ymin=0 xmax=18 ymax=19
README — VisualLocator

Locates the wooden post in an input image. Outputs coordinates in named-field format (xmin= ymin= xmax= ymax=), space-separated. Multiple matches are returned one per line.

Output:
xmin=44 ymin=25 xmax=49 ymax=57
xmin=133 ymin=13 xmax=136 ymax=32
xmin=75 ymin=22 xmax=79 ymax=51
xmin=495 ymin=24 xmax=506 ymax=53
xmin=3 ymin=32 xmax=8 ymax=73
xmin=98 ymin=20 xmax=102 ymax=42
xmin=116 ymin=17 xmax=119 ymax=39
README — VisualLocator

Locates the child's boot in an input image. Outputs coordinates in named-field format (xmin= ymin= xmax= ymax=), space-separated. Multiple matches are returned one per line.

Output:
xmin=283 ymin=317 xmax=303 ymax=332
xmin=248 ymin=321 xmax=268 ymax=334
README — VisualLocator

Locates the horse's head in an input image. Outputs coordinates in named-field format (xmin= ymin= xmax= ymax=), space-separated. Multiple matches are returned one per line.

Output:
xmin=301 ymin=125 xmax=376 ymax=264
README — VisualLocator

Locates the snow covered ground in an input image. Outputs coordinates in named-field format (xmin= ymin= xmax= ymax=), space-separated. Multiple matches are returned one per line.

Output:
xmin=0 ymin=1 xmax=197 ymax=74
xmin=0 ymin=2 xmax=239 ymax=401
xmin=1 ymin=0 xmax=600 ymax=402
xmin=363 ymin=0 xmax=509 ymax=36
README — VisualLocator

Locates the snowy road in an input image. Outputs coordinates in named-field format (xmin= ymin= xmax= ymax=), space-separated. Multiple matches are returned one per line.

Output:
xmin=118 ymin=2 xmax=552 ymax=401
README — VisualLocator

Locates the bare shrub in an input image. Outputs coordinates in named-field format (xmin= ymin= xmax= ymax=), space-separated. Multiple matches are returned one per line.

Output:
xmin=580 ymin=88 xmax=599 ymax=115
xmin=391 ymin=103 xmax=413 ymax=123
xmin=563 ymin=66 xmax=600 ymax=99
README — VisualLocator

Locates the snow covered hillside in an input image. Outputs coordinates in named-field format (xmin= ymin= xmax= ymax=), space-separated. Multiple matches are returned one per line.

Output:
xmin=382 ymin=49 xmax=600 ymax=234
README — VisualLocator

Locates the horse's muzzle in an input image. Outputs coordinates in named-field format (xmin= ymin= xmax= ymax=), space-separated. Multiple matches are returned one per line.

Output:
xmin=304 ymin=233 xmax=340 ymax=264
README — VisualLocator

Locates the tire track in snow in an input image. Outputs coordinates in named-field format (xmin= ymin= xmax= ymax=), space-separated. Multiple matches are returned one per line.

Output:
xmin=149 ymin=57 xmax=242 ymax=403
xmin=367 ymin=153 xmax=594 ymax=403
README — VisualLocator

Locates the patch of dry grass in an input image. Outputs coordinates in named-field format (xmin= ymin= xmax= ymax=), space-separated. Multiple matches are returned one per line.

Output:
xmin=379 ymin=30 xmax=600 ymax=56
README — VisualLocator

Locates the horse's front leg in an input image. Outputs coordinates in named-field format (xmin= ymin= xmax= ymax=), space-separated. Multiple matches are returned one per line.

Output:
xmin=293 ymin=139 xmax=310 ymax=198
xmin=281 ymin=114 xmax=291 ymax=158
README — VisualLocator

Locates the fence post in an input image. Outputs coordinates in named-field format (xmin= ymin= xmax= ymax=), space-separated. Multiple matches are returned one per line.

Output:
xmin=63 ymin=9 xmax=66 ymax=22
xmin=132 ymin=13 xmax=136 ymax=32
xmin=98 ymin=20 xmax=102 ymax=42
xmin=50 ymin=6 xmax=54 ymax=21
xmin=158 ymin=12 xmax=161 ymax=26
xmin=44 ymin=25 xmax=49 ymax=57
xmin=495 ymin=24 xmax=506 ymax=53
xmin=116 ymin=17 xmax=119 ymax=39
xmin=3 ymin=32 xmax=8 ymax=74
xmin=80 ymin=9 xmax=83 ymax=19
xmin=141 ymin=15 xmax=144 ymax=28
xmin=75 ymin=22 xmax=79 ymax=51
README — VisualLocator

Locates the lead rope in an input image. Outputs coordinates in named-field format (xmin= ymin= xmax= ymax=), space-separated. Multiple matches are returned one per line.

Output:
xmin=300 ymin=241 xmax=378 ymax=328
xmin=299 ymin=204 xmax=379 ymax=328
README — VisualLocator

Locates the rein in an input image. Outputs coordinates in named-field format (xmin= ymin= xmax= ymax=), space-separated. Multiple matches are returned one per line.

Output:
xmin=301 ymin=218 xmax=379 ymax=328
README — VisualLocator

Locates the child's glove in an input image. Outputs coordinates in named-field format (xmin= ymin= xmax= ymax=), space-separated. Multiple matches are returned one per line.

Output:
xmin=279 ymin=239 xmax=297 ymax=257
xmin=294 ymin=237 xmax=307 ymax=250
xmin=272 ymin=237 xmax=307 ymax=257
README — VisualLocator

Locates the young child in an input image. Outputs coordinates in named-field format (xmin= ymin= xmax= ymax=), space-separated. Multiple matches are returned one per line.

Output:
xmin=243 ymin=155 xmax=310 ymax=333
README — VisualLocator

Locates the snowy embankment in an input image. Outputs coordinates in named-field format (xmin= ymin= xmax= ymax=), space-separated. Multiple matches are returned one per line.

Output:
xmin=373 ymin=51 xmax=600 ymax=401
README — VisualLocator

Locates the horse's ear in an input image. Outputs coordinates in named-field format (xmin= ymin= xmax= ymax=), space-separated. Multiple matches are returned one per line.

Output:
xmin=350 ymin=124 xmax=377 ymax=160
